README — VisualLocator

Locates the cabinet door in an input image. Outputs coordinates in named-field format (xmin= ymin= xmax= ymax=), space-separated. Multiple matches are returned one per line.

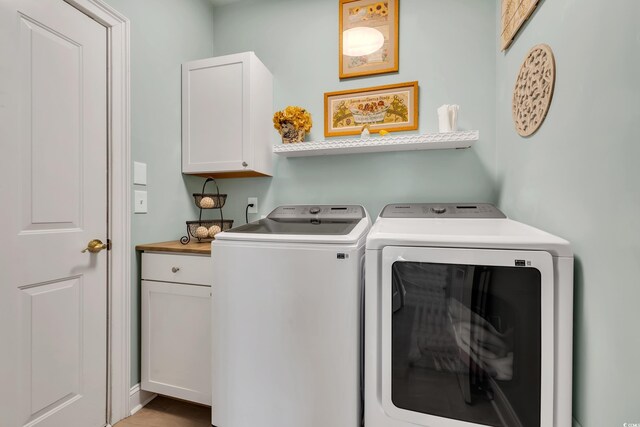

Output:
xmin=182 ymin=54 xmax=249 ymax=174
xmin=141 ymin=280 xmax=212 ymax=405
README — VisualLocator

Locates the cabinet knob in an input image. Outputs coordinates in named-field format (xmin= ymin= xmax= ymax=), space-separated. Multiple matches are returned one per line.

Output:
xmin=242 ymin=161 xmax=248 ymax=167
xmin=171 ymin=267 xmax=180 ymax=273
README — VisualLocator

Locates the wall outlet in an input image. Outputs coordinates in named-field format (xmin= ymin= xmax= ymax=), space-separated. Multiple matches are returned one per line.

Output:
xmin=248 ymin=197 xmax=258 ymax=214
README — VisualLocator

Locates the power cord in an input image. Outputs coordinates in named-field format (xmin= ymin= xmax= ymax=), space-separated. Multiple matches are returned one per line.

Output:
xmin=245 ymin=203 xmax=255 ymax=224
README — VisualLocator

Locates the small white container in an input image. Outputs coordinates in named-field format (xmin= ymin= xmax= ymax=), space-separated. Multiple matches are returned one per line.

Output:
xmin=437 ymin=104 xmax=459 ymax=133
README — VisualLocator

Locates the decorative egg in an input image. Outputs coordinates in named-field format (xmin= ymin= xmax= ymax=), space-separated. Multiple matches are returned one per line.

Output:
xmin=208 ymin=225 xmax=222 ymax=238
xmin=195 ymin=226 xmax=209 ymax=239
xmin=200 ymin=197 xmax=215 ymax=208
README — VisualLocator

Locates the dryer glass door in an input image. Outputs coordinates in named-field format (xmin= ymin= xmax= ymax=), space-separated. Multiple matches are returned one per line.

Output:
xmin=380 ymin=247 xmax=554 ymax=427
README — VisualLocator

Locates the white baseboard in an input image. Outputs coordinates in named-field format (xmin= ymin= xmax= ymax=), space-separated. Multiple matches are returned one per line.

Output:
xmin=129 ymin=383 xmax=157 ymax=416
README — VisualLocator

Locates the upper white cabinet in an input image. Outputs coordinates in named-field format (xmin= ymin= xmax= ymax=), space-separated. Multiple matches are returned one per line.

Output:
xmin=182 ymin=52 xmax=273 ymax=178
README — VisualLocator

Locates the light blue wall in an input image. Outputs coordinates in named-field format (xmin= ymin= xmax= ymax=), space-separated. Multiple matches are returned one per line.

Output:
xmin=103 ymin=0 xmax=640 ymax=418
xmin=495 ymin=0 xmax=640 ymax=425
xmin=104 ymin=0 xmax=497 ymax=391
xmin=211 ymin=0 xmax=497 ymax=222
xmin=103 ymin=0 xmax=216 ymax=387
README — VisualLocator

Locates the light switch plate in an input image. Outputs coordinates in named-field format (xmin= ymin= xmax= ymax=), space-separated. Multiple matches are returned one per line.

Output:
xmin=134 ymin=161 xmax=147 ymax=185
xmin=134 ymin=190 xmax=148 ymax=213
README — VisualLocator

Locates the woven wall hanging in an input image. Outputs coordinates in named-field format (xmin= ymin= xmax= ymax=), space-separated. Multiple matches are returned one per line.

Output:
xmin=501 ymin=0 xmax=540 ymax=50
xmin=512 ymin=44 xmax=556 ymax=137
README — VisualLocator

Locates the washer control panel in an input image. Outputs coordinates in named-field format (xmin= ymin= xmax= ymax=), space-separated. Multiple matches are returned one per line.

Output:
xmin=268 ymin=205 xmax=366 ymax=220
xmin=380 ymin=203 xmax=506 ymax=218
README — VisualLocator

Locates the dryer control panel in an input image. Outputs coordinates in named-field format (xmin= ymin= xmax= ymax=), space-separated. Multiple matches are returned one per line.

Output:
xmin=268 ymin=205 xmax=366 ymax=220
xmin=380 ymin=203 xmax=506 ymax=218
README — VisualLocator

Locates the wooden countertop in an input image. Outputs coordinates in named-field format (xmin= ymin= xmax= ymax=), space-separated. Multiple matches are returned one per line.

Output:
xmin=135 ymin=240 xmax=211 ymax=255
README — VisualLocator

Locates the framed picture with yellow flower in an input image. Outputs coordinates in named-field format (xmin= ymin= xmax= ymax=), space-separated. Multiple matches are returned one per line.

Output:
xmin=324 ymin=81 xmax=418 ymax=137
xmin=339 ymin=0 xmax=399 ymax=79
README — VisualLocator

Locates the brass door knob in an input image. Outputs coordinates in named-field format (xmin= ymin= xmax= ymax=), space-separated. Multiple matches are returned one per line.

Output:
xmin=82 ymin=239 xmax=108 ymax=253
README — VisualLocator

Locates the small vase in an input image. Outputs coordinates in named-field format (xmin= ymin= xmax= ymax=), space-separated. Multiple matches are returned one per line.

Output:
xmin=279 ymin=121 xmax=306 ymax=144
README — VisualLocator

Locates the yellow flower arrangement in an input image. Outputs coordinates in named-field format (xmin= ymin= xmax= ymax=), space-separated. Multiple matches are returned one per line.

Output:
xmin=273 ymin=106 xmax=313 ymax=132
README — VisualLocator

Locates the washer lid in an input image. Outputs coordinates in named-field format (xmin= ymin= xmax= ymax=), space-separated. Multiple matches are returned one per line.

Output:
xmin=226 ymin=218 xmax=360 ymax=236
xmin=216 ymin=205 xmax=371 ymax=243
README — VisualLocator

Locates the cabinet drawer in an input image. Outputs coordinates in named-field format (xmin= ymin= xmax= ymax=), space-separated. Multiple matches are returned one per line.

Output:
xmin=142 ymin=252 xmax=211 ymax=286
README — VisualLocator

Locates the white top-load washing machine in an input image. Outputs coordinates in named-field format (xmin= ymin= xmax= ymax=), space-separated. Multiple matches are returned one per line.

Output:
xmin=211 ymin=205 xmax=371 ymax=427
xmin=365 ymin=203 xmax=573 ymax=427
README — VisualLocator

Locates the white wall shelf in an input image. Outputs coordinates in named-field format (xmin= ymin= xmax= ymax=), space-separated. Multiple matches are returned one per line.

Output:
xmin=272 ymin=131 xmax=479 ymax=158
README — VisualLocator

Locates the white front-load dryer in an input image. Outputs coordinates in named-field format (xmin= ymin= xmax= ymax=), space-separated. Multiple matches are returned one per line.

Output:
xmin=211 ymin=205 xmax=371 ymax=427
xmin=364 ymin=203 xmax=573 ymax=427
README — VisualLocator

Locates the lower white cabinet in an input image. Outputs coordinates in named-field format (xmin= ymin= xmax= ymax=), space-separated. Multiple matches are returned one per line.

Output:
xmin=141 ymin=252 xmax=211 ymax=405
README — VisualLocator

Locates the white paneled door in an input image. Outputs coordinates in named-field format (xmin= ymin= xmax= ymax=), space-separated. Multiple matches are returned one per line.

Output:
xmin=0 ymin=1 xmax=108 ymax=426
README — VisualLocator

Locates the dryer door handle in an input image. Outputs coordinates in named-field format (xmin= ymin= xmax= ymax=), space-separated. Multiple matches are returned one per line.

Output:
xmin=391 ymin=260 xmax=407 ymax=313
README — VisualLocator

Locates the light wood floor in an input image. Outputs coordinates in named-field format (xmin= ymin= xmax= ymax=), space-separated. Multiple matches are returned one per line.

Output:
xmin=115 ymin=396 xmax=210 ymax=427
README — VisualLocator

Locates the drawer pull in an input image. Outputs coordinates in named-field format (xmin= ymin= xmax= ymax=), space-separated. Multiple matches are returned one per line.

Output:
xmin=171 ymin=267 xmax=180 ymax=273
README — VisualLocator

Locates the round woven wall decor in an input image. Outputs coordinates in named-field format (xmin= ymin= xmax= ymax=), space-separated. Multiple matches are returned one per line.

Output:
xmin=512 ymin=44 xmax=556 ymax=137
